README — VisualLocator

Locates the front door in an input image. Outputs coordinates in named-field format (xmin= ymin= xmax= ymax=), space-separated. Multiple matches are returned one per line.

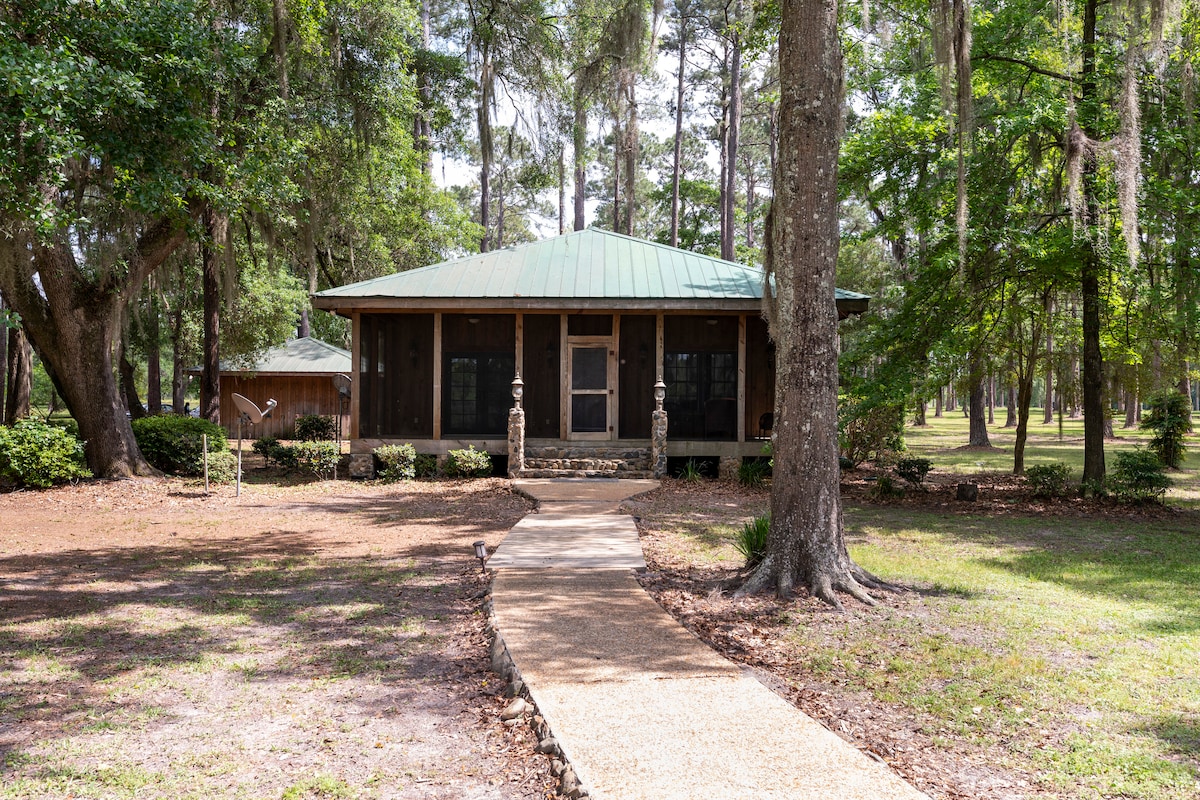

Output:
xmin=568 ymin=341 xmax=613 ymax=439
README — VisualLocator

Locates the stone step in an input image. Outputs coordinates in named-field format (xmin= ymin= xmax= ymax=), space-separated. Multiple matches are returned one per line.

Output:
xmin=523 ymin=458 xmax=650 ymax=472
xmin=517 ymin=468 xmax=655 ymax=480
xmin=525 ymin=446 xmax=650 ymax=461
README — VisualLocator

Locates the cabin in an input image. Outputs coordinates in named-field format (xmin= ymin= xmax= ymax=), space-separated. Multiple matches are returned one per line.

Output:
xmin=310 ymin=229 xmax=868 ymax=478
xmin=210 ymin=337 xmax=352 ymax=440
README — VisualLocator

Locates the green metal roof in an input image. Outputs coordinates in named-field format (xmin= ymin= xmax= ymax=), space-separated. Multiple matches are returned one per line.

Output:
xmin=312 ymin=229 xmax=869 ymax=312
xmin=221 ymin=337 xmax=351 ymax=375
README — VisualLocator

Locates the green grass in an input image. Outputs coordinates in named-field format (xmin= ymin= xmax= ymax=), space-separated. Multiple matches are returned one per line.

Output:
xmin=900 ymin=409 xmax=1200 ymax=506
xmin=825 ymin=507 xmax=1200 ymax=798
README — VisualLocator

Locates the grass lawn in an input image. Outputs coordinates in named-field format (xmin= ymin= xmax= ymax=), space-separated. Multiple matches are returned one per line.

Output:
xmin=631 ymin=429 xmax=1200 ymax=800
xmin=900 ymin=409 xmax=1200 ymax=507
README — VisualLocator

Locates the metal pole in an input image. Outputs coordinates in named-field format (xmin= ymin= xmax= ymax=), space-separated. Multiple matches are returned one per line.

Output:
xmin=236 ymin=417 xmax=243 ymax=497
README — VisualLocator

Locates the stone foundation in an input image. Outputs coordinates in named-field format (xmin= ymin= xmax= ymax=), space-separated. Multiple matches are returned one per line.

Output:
xmin=348 ymin=453 xmax=375 ymax=479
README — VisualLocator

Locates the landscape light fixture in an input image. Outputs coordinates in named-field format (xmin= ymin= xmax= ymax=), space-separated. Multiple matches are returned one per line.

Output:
xmin=473 ymin=540 xmax=488 ymax=572
xmin=511 ymin=373 xmax=524 ymax=408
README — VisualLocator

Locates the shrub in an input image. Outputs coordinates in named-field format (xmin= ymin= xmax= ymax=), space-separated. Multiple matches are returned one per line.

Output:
xmin=678 ymin=458 xmax=704 ymax=482
xmin=1108 ymin=449 xmax=1171 ymax=504
xmin=252 ymin=435 xmax=283 ymax=466
xmin=374 ymin=443 xmax=418 ymax=482
xmin=445 ymin=445 xmax=491 ymax=478
xmin=873 ymin=474 xmax=904 ymax=499
xmin=734 ymin=515 xmax=770 ymax=568
xmin=205 ymin=450 xmax=238 ymax=484
xmin=0 ymin=418 xmax=91 ymax=488
xmin=838 ymin=392 xmax=905 ymax=467
xmin=291 ymin=441 xmax=340 ymax=480
xmin=294 ymin=414 xmax=336 ymax=442
xmin=1026 ymin=462 xmax=1072 ymax=498
xmin=132 ymin=415 xmax=228 ymax=477
xmin=737 ymin=458 xmax=771 ymax=488
xmin=894 ymin=457 xmax=932 ymax=487
xmin=414 ymin=453 xmax=440 ymax=478
xmin=1142 ymin=390 xmax=1191 ymax=469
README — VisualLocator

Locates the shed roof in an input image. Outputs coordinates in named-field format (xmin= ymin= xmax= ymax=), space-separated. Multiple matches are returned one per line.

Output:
xmin=311 ymin=229 xmax=870 ymax=315
xmin=220 ymin=337 xmax=351 ymax=375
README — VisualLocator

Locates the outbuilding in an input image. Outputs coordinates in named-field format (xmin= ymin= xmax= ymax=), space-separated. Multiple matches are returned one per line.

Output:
xmin=311 ymin=229 xmax=867 ymax=478
xmin=211 ymin=337 xmax=352 ymax=440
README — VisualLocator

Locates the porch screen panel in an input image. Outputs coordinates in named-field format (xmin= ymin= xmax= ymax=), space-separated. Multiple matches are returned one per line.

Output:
xmin=663 ymin=316 xmax=738 ymax=440
xmin=618 ymin=315 xmax=655 ymax=438
xmin=358 ymin=314 xmax=433 ymax=438
xmin=745 ymin=316 xmax=775 ymax=439
xmin=522 ymin=314 xmax=560 ymax=438
xmin=441 ymin=314 xmax=516 ymax=437
xmin=443 ymin=353 xmax=516 ymax=435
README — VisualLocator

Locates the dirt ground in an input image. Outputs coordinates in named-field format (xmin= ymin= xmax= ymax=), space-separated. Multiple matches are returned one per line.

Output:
xmin=0 ymin=475 xmax=555 ymax=799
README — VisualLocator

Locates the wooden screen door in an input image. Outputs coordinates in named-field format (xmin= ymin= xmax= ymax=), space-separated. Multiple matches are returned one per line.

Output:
xmin=568 ymin=342 xmax=613 ymax=439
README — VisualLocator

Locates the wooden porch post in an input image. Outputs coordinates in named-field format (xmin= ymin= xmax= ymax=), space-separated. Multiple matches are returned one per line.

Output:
xmin=432 ymin=312 xmax=442 ymax=440
xmin=737 ymin=314 xmax=746 ymax=442
xmin=349 ymin=313 xmax=361 ymax=440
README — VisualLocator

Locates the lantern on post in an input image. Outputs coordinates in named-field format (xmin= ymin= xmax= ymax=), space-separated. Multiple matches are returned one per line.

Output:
xmin=653 ymin=378 xmax=666 ymax=411
xmin=511 ymin=373 xmax=524 ymax=409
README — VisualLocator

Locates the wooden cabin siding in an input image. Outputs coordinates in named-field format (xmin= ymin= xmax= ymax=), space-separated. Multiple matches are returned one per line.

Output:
xmin=618 ymin=315 xmax=655 ymax=438
xmin=522 ymin=313 xmax=560 ymax=438
xmin=220 ymin=374 xmax=348 ymax=440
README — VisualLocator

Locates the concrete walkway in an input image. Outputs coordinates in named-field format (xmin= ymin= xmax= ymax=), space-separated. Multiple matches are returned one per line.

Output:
xmin=489 ymin=479 xmax=929 ymax=800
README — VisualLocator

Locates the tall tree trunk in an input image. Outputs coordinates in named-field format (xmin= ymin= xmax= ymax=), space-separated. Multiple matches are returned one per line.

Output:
xmin=913 ymin=398 xmax=926 ymax=426
xmin=669 ymin=14 xmax=688 ymax=247
xmin=478 ymin=55 xmax=494 ymax=252
xmin=721 ymin=0 xmax=743 ymax=262
xmin=146 ymin=294 xmax=162 ymax=414
xmin=200 ymin=206 xmax=226 ymax=424
xmin=558 ymin=145 xmax=566 ymax=235
xmin=935 ymin=386 xmax=943 ymax=417
xmin=0 ymin=292 xmax=7 ymax=417
xmin=740 ymin=0 xmax=879 ymax=608
xmin=414 ymin=0 xmax=434 ymax=172
xmin=119 ymin=341 xmax=146 ymax=420
xmin=1078 ymin=0 xmax=1105 ymax=489
xmin=1005 ymin=383 xmax=1017 ymax=427
xmin=171 ymin=299 xmax=187 ymax=413
xmin=987 ymin=369 xmax=995 ymax=425
xmin=573 ymin=88 xmax=587 ymax=232
xmin=5 ymin=327 xmax=31 ymax=424
xmin=1043 ymin=312 xmax=1054 ymax=422
xmin=967 ymin=355 xmax=990 ymax=446
xmin=622 ymin=72 xmax=637 ymax=235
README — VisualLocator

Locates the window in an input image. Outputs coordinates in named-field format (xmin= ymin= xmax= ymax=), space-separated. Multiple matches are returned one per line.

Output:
xmin=663 ymin=352 xmax=737 ymax=439
xmin=443 ymin=353 xmax=515 ymax=436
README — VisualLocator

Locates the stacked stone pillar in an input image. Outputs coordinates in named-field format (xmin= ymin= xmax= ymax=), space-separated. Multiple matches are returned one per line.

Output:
xmin=508 ymin=373 xmax=526 ymax=478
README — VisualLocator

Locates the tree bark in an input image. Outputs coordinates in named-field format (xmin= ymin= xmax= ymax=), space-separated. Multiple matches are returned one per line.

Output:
xmin=1079 ymin=0 xmax=1106 ymax=490
xmin=669 ymin=11 xmax=688 ymax=247
xmin=200 ymin=206 xmax=226 ymax=424
xmin=967 ymin=356 xmax=991 ymax=446
xmin=0 ymin=216 xmax=184 ymax=476
xmin=146 ymin=294 xmax=162 ymax=414
xmin=721 ymin=0 xmax=743 ymax=262
xmin=935 ymin=386 xmax=943 ymax=417
xmin=739 ymin=0 xmax=879 ymax=608
xmin=5 ymin=327 xmax=31 ymax=425
xmin=573 ymin=88 xmax=587 ymax=232
xmin=119 ymin=342 xmax=147 ymax=420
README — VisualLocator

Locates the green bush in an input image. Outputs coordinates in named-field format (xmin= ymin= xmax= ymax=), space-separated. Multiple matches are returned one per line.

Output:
xmin=131 ymin=415 xmax=229 ymax=477
xmin=45 ymin=415 xmax=80 ymax=440
xmin=0 ymin=418 xmax=91 ymax=488
xmin=838 ymin=392 xmax=905 ymax=467
xmin=374 ymin=443 xmax=417 ymax=482
xmin=291 ymin=441 xmax=340 ymax=479
xmin=414 ymin=453 xmax=440 ymax=478
xmin=873 ymin=474 xmax=904 ymax=499
xmin=445 ymin=446 xmax=492 ymax=478
xmin=1142 ymin=390 xmax=1191 ymax=469
xmin=1108 ymin=449 xmax=1171 ymax=504
xmin=737 ymin=458 xmax=771 ymax=488
xmin=894 ymin=457 xmax=932 ymax=487
xmin=205 ymin=450 xmax=238 ymax=484
xmin=734 ymin=514 xmax=770 ymax=568
xmin=1026 ymin=462 xmax=1072 ymax=498
xmin=252 ymin=435 xmax=283 ymax=466
xmin=294 ymin=414 xmax=336 ymax=442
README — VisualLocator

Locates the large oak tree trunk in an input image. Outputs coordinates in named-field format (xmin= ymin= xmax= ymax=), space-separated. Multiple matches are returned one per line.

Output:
xmin=573 ymin=90 xmax=587 ymax=232
xmin=1079 ymin=0 xmax=1105 ymax=489
xmin=0 ymin=218 xmax=186 ymax=476
xmin=739 ymin=0 xmax=880 ymax=608
xmin=967 ymin=354 xmax=990 ymax=446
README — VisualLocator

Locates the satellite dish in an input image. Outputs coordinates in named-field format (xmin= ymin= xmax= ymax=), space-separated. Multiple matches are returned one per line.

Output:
xmin=333 ymin=374 xmax=352 ymax=400
xmin=232 ymin=393 xmax=277 ymax=424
